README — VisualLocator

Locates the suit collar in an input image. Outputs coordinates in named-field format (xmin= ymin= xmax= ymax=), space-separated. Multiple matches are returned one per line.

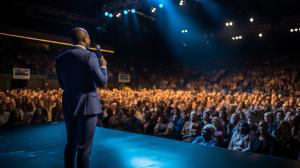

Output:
xmin=73 ymin=45 xmax=86 ymax=50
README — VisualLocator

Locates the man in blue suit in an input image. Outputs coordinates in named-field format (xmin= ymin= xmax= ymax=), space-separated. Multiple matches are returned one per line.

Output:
xmin=56 ymin=27 xmax=108 ymax=168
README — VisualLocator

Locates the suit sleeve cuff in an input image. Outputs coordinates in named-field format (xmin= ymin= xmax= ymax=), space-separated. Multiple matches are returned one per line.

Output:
xmin=101 ymin=66 xmax=107 ymax=69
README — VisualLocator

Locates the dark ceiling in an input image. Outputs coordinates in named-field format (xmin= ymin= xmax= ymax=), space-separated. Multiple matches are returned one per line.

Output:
xmin=2 ymin=0 xmax=300 ymax=34
xmin=1 ymin=0 xmax=300 ymax=66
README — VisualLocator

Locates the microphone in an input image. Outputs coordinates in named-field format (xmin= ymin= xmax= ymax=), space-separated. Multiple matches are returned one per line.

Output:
xmin=95 ymin=45 xmax=103 ymax=59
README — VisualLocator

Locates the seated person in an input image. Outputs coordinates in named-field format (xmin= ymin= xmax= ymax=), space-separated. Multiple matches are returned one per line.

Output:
xmin=181 ymin=112 xmax=202 ymax=142
xmin=212 ymin=117 xmax=225 ymax=147
xmin=250 ymin=121 xmax=275 ymax=155
xmin=228 ymin=121 xmax=252 ymax=152
xmin=264 ymin=112 xmax=276 ymax=136
xmin=226 ymin=113 xmax=240 ymax=140
xmin=273 ymin=121 xmax=300 ymax=160
xmin=124 ymin=108 xmax=143 ymax=133
xmin=192 ymin=124 xmax=218 ymax=147
xmin=154 ymin=113 xmax=174 ymax=138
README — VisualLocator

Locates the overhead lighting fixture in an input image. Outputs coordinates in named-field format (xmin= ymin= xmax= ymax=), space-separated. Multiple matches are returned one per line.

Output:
xmin=258 ymin=33 xmax=263 ymax=38
xmin=226 ymin=21 xmax=234 ymax=27
xmin=290 ymin=28 xmax=300 ymax=32
xmin=116 ymin=13 xmax=122 ymax=18
xmin=232 ymin=35 xmax=243 ymax=41
xmin=181 ymin=29 xmax=188 ymax=34
xmin=151 ymin=7 xmax=157 ymax=13
xmin=179 ymin=0 xmax=184 ymax=6
xmin=250 ymin=17 xmax=254 ymax=22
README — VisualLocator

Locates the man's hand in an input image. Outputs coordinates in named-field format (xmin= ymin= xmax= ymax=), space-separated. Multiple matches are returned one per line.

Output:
xmin=100 ymin=57 xmax=107 ymax=67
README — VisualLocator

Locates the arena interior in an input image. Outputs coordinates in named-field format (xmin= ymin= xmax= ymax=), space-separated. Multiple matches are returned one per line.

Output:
xmin=0 ymin=0 xmax=300 ymax=168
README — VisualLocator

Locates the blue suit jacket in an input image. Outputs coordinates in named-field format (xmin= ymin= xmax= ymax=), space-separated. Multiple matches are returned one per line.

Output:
xmin=55 ymin=46 xmax=107 ymax=116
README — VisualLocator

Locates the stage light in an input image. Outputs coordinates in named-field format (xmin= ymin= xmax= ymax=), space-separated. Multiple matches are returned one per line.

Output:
xmin=124 ymin=10 xmax=128 ymax=15
xmin=131 ymin=9 xmax=136 ymax=14
xmin=250 ymin=17 xmax=254 ymax=22
xmin=104 ymin=12 xmax=109 ymax=17
xmin=159 ymin=3 xmax=164 ymax=8
xmin=258 ymin=33 xmax=263 ymax=38
xmin=226 ymin=21 xmax=233 ymax=27
xmin=295 ymin=28 xmax=299 ymax=32
xmin=181 ymin=29 xmax=188 ymax=34
xmin=116 ymin=13 xmax=122 ymax=18
xmin=290 ymin=29 xmax=294 ymax=32
xmin=232 ymin=35 xmax=243 ymax=40
xmin=179 ymin=0 xmax=184 ymax=6
xmin=108 ymin=13 xmax=113 ymax=18
xmin=151 ymin=7 xmax=157 ymax=13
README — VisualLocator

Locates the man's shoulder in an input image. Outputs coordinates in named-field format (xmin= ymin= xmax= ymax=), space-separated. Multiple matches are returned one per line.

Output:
xmin=57 ymin=47 xmax=94 ymax=61
xmin=72 ymin=48 xmax=97 ymax=60
xmin=56 ymin=48 xmax=72 ymax=60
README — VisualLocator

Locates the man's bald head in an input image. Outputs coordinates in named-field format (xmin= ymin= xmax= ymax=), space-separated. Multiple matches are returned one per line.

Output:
xmin=70 ymin=27 xmax=90 ymax=48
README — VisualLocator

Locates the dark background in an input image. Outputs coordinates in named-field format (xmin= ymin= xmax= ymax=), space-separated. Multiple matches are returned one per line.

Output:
xmin=0 ymin=0 xmax=300 ymax=68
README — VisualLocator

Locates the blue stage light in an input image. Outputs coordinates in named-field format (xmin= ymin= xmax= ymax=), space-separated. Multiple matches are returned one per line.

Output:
xmin=181 ymin=29 xmax=188 ymax=33
xmin=131 ymin=9 xmax=136 ymax=14
xmin=151 ymin=7 xmax=157 ymax=13
xmin=124 ymin=10 xmax=128 ymax=15
xmin=104 ymin=12 xmax=109 ymax=17
xmin=109 ymin=13 xmax=113 ymax=18
xmin=159 ymin=3 xmax=164 ymax=8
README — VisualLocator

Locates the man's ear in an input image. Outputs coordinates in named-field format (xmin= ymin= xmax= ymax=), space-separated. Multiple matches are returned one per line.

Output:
xmin=82 ymin=35 xmax=87 ymax=43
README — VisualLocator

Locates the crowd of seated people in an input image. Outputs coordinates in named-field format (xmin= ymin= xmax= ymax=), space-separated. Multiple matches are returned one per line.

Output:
xmin=0 ymin=89 xmax=63 ymax=126
xmin=1 ymin=88 xmax=299 ymax=160
xmin=1 ymin=39 xmax=300 ymax=160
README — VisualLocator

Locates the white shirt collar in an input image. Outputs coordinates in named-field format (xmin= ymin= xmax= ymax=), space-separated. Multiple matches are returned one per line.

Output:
xmin=74 ymin=45 xmax=86 ymax=50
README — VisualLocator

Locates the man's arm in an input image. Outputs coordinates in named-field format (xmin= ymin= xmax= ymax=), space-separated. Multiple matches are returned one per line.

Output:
xmin=88 ymin=53 xmax=108 ymax=87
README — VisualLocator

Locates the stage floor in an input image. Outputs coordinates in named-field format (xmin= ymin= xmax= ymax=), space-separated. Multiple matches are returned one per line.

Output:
xmin=0 ymin=123 xmax=299 ymax=168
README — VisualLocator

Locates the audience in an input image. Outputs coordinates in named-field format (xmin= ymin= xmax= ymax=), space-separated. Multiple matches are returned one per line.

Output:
xmin=1 ymin=87 xmax=300 ymax=160
xmin=1 ymin=41 xmax=300 ymax=160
